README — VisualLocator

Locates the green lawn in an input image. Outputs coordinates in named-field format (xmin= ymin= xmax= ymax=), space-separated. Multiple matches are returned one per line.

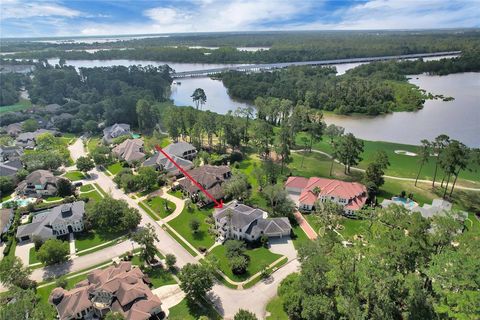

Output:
xmin=144 ymin=134 xmax=171 ymax=151
xmin=266 ymin=296 xmax=289 ymax=320
xmin=75 ymin=230 xmax=125 ymax=252
xmin=107 ymin=162 xmax=123 ymax=175
xmin=164 ymin=226 xmax=198 ymax=257
xmin=291 ymin=224 xmax=310 ymax=250
xmin=168 ymin=206 xmax=215 ymax=250
xmin=144 ymin=197 xmax=176 ymax=218
xmin=29 ymin=247 xmax=39 ymax=265
xmin=208 ymin=245 xmax=282 ymax=282
xmin=236 ymin=155 xmax=269 ymax=209
xmin=295 ymin=133 xmax=480 ymax=186
xmin=45 ymin=196 xmax=62 ymax=202
xmin=305 ymin=213 xmax=373 ymax=240
xmin=167 ymin=189 xmax=184 ymax=199
xmin=93 ymin=183 xmax=108 ymax=197
xmin=87 ymin=137 xmax=101 ymax=154
xmin=168 ymin=298 xmax=221 ymax=320
xmin=64 ymin=171 xmax=85 ymax=181
xmin=130 ymin=256 xmax=176 ymax=288
xmin=0 ymin=99 xmax=32 ymax=114
xmin=1 ymin=191 xmax=13 ymax=202
xmin=79 ymin=184 xmax=94 ymax=192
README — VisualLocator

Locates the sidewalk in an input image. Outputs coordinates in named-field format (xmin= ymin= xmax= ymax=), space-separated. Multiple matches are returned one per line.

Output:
xmin=293 ymin=211 xmax=318 ymax=240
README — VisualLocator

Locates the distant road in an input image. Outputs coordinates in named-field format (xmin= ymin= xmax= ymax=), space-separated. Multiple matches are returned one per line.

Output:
xmin=171 ymin=51 xmax=461 ymax=78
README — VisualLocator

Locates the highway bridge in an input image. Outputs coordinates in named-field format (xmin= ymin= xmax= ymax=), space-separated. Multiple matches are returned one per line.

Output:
xmin=171 ymin=51 xmax=461 ymax=78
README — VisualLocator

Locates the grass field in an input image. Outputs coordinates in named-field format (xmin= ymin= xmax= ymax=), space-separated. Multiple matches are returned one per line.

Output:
xmin=79 ymin=184 xmax=94 ymax=192
xmin=266 ymin=296 xmax=289 ymax=320
xmin=168 ymin=298 xmax=221 ymax=320
xmin=295 ymin=133 xmax=480 ymax=186
xmin=29 ymin=247 xmax=39 ymax=265
xmin=87 ymin=137 xmax=101 ymax=154
xmin=290 ymin=224 xmax=310 ymax=250
xmin=208 ymin=245 xmax=282 ymax=282
xmin=130 ymin=256 xmax=176 ymax=288
xmin=64 ymin=171 xmax=85 ymax=181
xmin=144 ymin=197 xmax=176 ymax=218
xmin=45 ymin=196 xmax=62 ymax=202
xmin=107 ymin=162 xmax=123 ymax=175
xmin=168 ymin=206 xmax=215 ymax=250
xmin=75 ymin=230 xmax=125 ymax=252
xmin=0 ymin=99 xmax=32 ymax=114
xmin=164 ymin=226 xmax=198 ymax=257
xmin=167 ymin=189 xmax=184 ymax=199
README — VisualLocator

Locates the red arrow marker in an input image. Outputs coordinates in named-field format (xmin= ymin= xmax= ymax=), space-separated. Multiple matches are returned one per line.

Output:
xmin=155 ymin=145 xmax=223 ymax=209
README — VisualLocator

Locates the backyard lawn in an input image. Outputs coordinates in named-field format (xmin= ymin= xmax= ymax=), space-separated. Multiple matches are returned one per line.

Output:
xmin=266 ymin=296 xmax=289 ymax=320
xmin=167 ymin=189 xmax=184 ymax=199
xmin=64 ymin=171 xmax=86 ymax=181
xmin=208 ymin=245 xmax=282 ymax=282
xmin=144 ymin=197 xmax=176 ymax=218
xmin=107 ymin=162 xmax=123 ymax=175
xmin=168 ymin=206 xmax=215 ymax=250
xmin=0 ymin=99 xmax=32 ymax=114
xmin=130 ymin=256 xmax=176 ymax=288
xmin=168 ymin=298 xmax=221 ymax=320
xmin=45 ymin=196 xmax=62 ymax=202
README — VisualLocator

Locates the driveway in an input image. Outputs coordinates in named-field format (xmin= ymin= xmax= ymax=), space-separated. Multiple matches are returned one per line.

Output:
xmin=68 ymin=137 xmax=85 ymax=162
xmin=293 ymin=211 xmax=318 ymax=240
xmin=268 ymin=236 xmax=297 ymax=261
xmin=152 ymin=284 xmax=185 ymax=316
xmin=16 ymin=241 xmax=34 ymax=266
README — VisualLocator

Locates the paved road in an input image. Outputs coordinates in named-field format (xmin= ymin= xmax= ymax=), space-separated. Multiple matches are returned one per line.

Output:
xmin=292 ymin=149 xmax=480 ymax=191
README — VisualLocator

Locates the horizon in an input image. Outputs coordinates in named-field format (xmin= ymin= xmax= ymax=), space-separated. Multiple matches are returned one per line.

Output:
xmin=1 ymin=0 xmax=479 ymax=38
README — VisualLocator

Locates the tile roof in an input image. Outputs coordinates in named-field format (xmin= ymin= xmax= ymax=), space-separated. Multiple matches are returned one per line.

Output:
xmin=178 ymin=165 xmax=231 ymax=200
xmin=112 ymin=138 xmax=145 ymax=163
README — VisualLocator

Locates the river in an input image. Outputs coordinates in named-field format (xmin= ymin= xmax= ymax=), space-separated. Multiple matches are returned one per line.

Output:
xmin=51 ymin=55 xmax=478 ymax=147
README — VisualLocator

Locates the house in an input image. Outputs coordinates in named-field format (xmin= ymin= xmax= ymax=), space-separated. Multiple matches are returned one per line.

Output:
xmin=15 ymin=129 xmax=57 ymax=149
xmin=163 ymin=142 xmax=197 ymax=160
xmin=214 ymin=201 xmax=292 ymax=242
xmin=16 ymin=169 xmax=58 ymax=198
xmin=0 ymin=145 xmax=23 ymax=161
xmin=5 ymin=123 xmax=23 ymax=137
xmin=112 ymin=138 xmax=145 ymax=163
xmin=143 ymin=152 xmax=193 ymax=176
xmin=16 ymin=201 xmax=85 ymax=242
xmin=285 ymin=176 xmax=367 ymax=216
xmin=102 ymin=123 xmax=131 ymax=144
xmin=0 ymin=208 xmax=14 ymax=243
xmin=177 ymin=165 xmax=231 ymax=204
xmin=381 ymin=198 xmax=468 ymax=221
xmin=49 ymin=261 xmax=163 ymax=320
xmin=0 ymin=159 xmax=23 ymax=177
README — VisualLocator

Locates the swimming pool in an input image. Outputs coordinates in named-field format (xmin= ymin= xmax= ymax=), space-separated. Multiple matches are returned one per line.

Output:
xmin=0 ymin=197 xmax=37 ymax=208
xmin=392 ymin=197 xmax=417 ymax=209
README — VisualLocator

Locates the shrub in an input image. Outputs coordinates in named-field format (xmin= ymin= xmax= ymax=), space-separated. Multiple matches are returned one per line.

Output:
xmin=225 ymin=240 xmax=246 ymax=259
xmin=165 ymin=253 xmax=177 ymax=270
xmin=230 ymin=255 xmax=249 ymax=275
xmin=55 ymin=276 xmax=68 ymax=288
xmin=189 ymin=218 xmax=200 ymax=233
xmin=198 ymin=246 xmax=207 ymax=253
xmin=32 ymin=235 xmax=44 ymax=251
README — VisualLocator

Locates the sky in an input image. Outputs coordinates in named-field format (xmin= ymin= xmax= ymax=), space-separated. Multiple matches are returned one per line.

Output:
xmin=1 ymin=0 xmax=479 ymax=38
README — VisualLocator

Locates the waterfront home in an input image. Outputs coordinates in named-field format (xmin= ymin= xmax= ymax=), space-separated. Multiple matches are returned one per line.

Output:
xmin=16 ymin=201 xmax=85 ymax=242
xmin=49 ymin=261 xmax=163 ymax=320
xmin=163 ymin=141 xmax=197 ymax=160
xmin=102 ymin=123 xmax=131 ymax=144
xmin=16 ymin=169 xmax=59 ymax=198
xmin=177 ymin=165 xmax=231 ymax=204
xmin=214 ymin=201 xmax=292 ymax=242
xmin=285 ymin=176 xmax=367 ymax=216
xmin=112 ymin=138 xmax=146 ymax=163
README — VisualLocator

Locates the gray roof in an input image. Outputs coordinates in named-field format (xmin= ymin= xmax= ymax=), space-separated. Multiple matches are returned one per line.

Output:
xmin=143 ymin=152 xmax=193 ymax=173
xmin=163 ymin=142 xmax=196 ymax=157
xmin=16 ymin=201 xmax=85 ymax=240
xmin=16 ymin=129 xmax=56 ymax=143
xmin=44 ymin=104 xmax=62 ymax=113
xmin=0 ymin=145 xmax=23 ymax=160
xmin=214 ymin=201 xmax=266 ymax=229
xmin=103 ymin=123 xmax=131 ymax=142
xmin=0 ymin=159 xmax=22 ymax=176
xmin=0 ymin=208 xmax=14 ymax=234
xmin=112 ymin=139 xmax=145 ymax=163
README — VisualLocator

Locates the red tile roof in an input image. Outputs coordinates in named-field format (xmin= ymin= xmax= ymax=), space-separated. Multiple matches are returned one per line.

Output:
xmin=286 ymin=176 xmax=367 ymax=210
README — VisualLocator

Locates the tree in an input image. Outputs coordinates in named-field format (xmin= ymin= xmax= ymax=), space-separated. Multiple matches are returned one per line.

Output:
xmin=36 ymin=239 xmax=69 ymax=266
xmin=230 ymin=255 xmax=249 ymax=275
xmin=324 ymin=124 xmax=345 ymax=143
xmin=56 ymin=178 xmax=73 ymax=197
xmin=136 ymin=166 xmax=158 ymax=191
xmin=104 ymin=312 xmax=125 ymax=320
xmin=224 ymin=173 xmax=250 ymax=200
xmin=0 ymin=176 xmax=15 ymax=194
xmin=0 ymin=286 xmax=56 ymax=320
xmin=225 ymin=240 xmax=246 ymax=259
xmin=313 ymin=200 xmax=344 ymax=234
xmin=22 ymin=119 xmax=38 ymax=132
xmin=277 ymin=123 xmax=293 ymax=173
xmin=306 ymin=110 xmax=325 ymax=151
xmin=191 ymin=88 xmax=207 ymax=110
xmin=136 ymin=99 xmax=158 ymax=132
xmin=86 ymin=196 xmax=141 ymax=233
xmin=262 ymin=184 xmax=295 ymax=218
xmin=0 ymin=257 xmax=33 ymax=289
xmin=439 ymin=140 xmax=469 ymax=198
xmin=76 ymin=156 xmax=94 ymax=173
xmin=131 ymin=223 xmax=159 ymax=264
xmin=82 ymin=120 xmax=98 ymax=134
xmin=414 ymin=139 xmax=431 ymax=186
xmin=234 ymin=309 xmax=258 ymax=320
xmin=165 ymin=253 xmax=177 ymax=270
xmin=363 ymin=151 xmax=390 ymax=199
xmin=178 ymin=263 xmax=214 ymax=302
xmin=252 ymin=120 xmax=274 ymax=159
xmin=189 ymin=218 xmax=200 ymax=234
xmin=334 ymin=133 xmax=364 ymax=174
xmin=431 ymin=134 xmax=450 ymax=188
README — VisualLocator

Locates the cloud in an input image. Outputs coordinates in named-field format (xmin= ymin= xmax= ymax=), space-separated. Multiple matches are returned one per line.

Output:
xmin=1 ymin=0 xmax=82 ymax=20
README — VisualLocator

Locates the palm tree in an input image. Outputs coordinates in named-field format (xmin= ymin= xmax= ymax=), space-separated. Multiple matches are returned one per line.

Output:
xmin=432 ymin=134 xmax=450 ymax=188
xmin=415 ymin=139 xmax=431 ymax=186
xmin=191 ymin=88 xmax=207 ymax=110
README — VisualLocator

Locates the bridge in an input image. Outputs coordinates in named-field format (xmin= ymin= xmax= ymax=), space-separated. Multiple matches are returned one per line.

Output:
xmin=171 ymin=51 xmax=461 ymax=78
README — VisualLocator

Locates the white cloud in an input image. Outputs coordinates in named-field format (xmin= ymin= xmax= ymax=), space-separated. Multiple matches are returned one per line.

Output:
xmin=1 ymin=0 xmax=82 ymax=20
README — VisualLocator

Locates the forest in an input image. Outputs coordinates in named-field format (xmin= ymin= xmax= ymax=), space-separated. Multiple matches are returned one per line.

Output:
xmin=3 ymin=30 xmax=480 ymax=64
xmin=0 ymin=73 xmax=27 ymax=106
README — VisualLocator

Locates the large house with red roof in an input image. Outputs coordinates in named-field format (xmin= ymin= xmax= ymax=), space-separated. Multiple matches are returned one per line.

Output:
xmin=285 ymin=176 xmax=367 ymax=216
